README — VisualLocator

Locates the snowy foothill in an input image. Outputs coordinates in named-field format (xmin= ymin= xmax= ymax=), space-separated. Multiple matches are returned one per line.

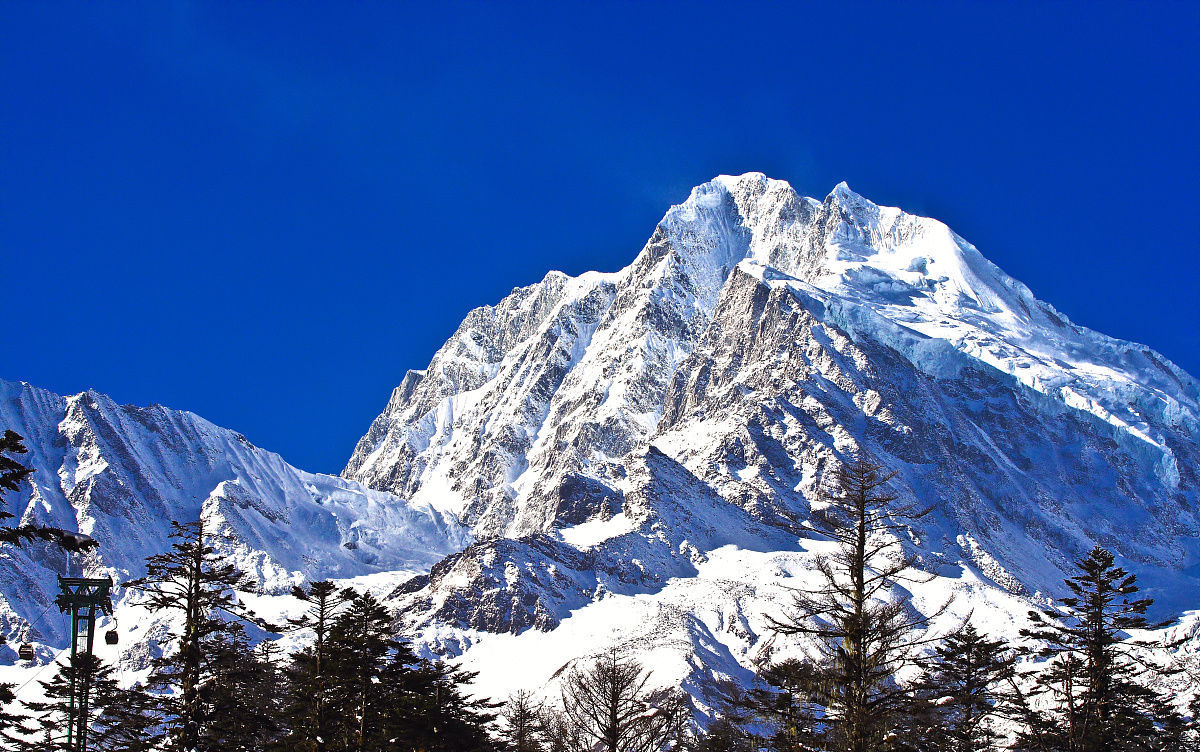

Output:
xmin=0 ymin=377 xmax=467 ymax=654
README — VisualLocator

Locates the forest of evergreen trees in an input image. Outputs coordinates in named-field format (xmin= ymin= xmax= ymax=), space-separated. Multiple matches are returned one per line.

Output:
xmin=1 ymin=430 xmax=1198 ymax=751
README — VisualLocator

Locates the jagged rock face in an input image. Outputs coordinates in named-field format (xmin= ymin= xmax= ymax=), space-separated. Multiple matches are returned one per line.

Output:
xmin=0 ymin=380 xmax=466 ymax=645
xmin=345 ymin=173 xmax=1198 ymax=700
xmin=342 ymin=179 xmax=786 ymax=539
xmin=344 ymin=176 xmax=847 ymax=538
xmin=392 ymin=443 xmax=802 ymax=656
xmin=655 ymin=266 xmax=1199 ymax=608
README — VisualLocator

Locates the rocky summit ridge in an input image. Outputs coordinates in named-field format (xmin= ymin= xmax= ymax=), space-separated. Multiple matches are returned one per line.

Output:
xmin=2 ymin=173 xmax=1197 ymax=707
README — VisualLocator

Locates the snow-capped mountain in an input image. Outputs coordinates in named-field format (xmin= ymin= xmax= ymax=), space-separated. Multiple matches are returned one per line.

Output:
xmin=2 ymin=173 xmax=1197 ymax=710
xmin=0 ymin=379 xmax=467 ymax=648
xmin=342 ymin=173 xmax=1198 ymax=702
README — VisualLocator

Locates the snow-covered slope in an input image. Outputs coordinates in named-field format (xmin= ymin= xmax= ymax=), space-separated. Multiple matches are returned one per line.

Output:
xmin=343 ymin=173 xmax=1199 ymax=704
xmin=0 ymin=379 xmax=467 ymax=649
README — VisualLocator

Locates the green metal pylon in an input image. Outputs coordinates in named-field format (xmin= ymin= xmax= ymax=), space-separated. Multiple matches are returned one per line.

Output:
xmin=56 ymin=576 xmax=114 ymax=752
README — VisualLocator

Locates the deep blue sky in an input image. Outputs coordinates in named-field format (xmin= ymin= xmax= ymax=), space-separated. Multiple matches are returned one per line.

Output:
xmin=3 ymin=3 xmax=1198 ymax=474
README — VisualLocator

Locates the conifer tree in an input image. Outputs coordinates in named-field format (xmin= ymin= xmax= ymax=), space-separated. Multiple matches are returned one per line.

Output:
xmin=91 ymin=683 xmax=163 ymax=752
xmin=559 ymin=645 xmax=685 ymax=752
xmin=0 ymin=681 xmax=34 ymax=743
xmin=385 ymin=658 xmax=499 ymax=752
xmin=710 ymin=659 xmax=823 ymax=752
xmin=0 ymin=429 xmax=97 ymax=552
xmin=281 ymin=586 xmax=497 ymax=752
xmin=279 ymin=580 xmax=357 ymax=752
xmin=1016 ymin=545 xmax=1178 ymax=752
xmin=194 ymin=631 xmax=283 ymax=751
xmin=7 ymin=652 xmax=119 ymax=750
xmin=693 ymin=717 xmax=754 ymax=752
xmin=323 ymin=590 xmax=400 ymax=751
xmin=918 ymin=623 xmax=1016 ymax=752
xmin=501 ymin=690 xmax=544 ymax=752
xmin=127 ymin=517 xmax=270 ymax=752
xmin=768 ymin=455 xmax=943 ymax=752
xmin=1181 ymin=694 xmax=1200 ymax=752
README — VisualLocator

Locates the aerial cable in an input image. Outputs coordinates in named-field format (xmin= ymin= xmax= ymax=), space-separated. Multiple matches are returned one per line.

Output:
xmin=11 ymin=641 xmax=71 ymax=694
xmin=12 ymin=596 xmax=61 ymax=662
xmin=22 ymin=596 xmax=59 ymax=633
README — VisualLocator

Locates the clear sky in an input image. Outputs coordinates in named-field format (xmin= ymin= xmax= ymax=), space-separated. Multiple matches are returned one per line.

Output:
xmin=2 ymin=2 xmax=1197 ymax=474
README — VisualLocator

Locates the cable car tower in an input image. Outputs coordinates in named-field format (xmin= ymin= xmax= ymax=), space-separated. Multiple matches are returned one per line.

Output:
xmin=56 ymin=575 xmax=114 ymax=752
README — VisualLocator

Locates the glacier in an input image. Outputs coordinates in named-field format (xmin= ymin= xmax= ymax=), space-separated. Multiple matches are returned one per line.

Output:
xmin=2 ymin=173 xmax=1197 ymax=711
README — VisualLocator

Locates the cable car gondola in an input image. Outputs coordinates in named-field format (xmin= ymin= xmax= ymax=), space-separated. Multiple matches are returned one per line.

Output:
xmin=18 ymin=643 xmax=34 ymax=661
xmin=105 ymin=629 xmax=119 ymax=645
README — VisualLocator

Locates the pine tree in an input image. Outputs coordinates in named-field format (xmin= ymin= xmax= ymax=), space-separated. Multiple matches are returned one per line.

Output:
xmin=323 ymin=590 xmax=400 ymax=751
xmin=1181 ymin=694 xmax=1200 ymax=752
xmin=279 ymin=580 xmax=357 ymax=752
xmin=127 ymin=517 xmax=271 ymax=752
xmin=501 ymin=690 xmax=544 ymax=752
xmin=281 ymin=586 xmax=498 ymax=752
xmin=768 ymin=455 xmax=943 ymax=752
xmin=0 ymin=679 xmax=34 ymax=745
xmin=883 ymin=686 xmax=941 ymax=752
xmin=694 ymin=717 xmax=755 ymax=752
xmin=559 ymin=645 xmax=685 ymax=752
xmin=7 ymin=652 xmax=119 ymax=750
xmin=1016 ymin=546 xmax=1178 ymax=752
xmin=712 ymin=659 xmax=823 ymax=752
xmin=197 ymin=631 xmax=283 ymax=751
xmin=91 ymin=683 xmax=163 ymax=752
xmin=386 ymin=658 xmax=499 ymax=752
xmin=917 ymin=623 xmax=1016 ymax=752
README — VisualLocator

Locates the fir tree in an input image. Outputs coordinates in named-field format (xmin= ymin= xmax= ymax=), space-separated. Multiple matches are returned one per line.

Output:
xmin=693 ymin=717 xmax=755 ymax=752
xmin=279 ymin=580 xmax=357 ymax=752
xmin=323 ymin=590 xmax=400 ymax=751
xmin=127 ymin=517 xmax=271 ymax=752
xmin=1016 ymin=545 xmax=1178 ymax=752
xmin=91 ymin=683 xmax=163 ymax=752
xmin=711 ymin=659 xmax=823 ymax=752
xmin=1181 ymin=694 xmax=1200 ymax=752
xmin=917 ymin=623 xmax=1016 ymax=752
xmin=0 ymin=679 xmax=31 ymax=743
xmin=768 ymin=455 xmax=944 ymax=752
xmin=279 ymin=586 xmax=497 ymax=752
xmin=7 ymin=652 xmax=119 ymax=750
xmin=385 ymin=658 xmax=499 ymax=752
xmin=501 ymin=690 xmax=544 ymax=752
xmin=559 ymin=645 xmax=685 ymax=752
xmin=196 ymin=632 xmax=283 ymax=751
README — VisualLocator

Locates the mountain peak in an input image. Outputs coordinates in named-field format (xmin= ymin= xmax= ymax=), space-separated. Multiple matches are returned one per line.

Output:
xmin=345 ymin=170 xmax=1198 ymax=537
xmin=830 ymin=178 xmax=853 ymax=194
xmin=710 ymin=171 xmax=770 ymax=193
